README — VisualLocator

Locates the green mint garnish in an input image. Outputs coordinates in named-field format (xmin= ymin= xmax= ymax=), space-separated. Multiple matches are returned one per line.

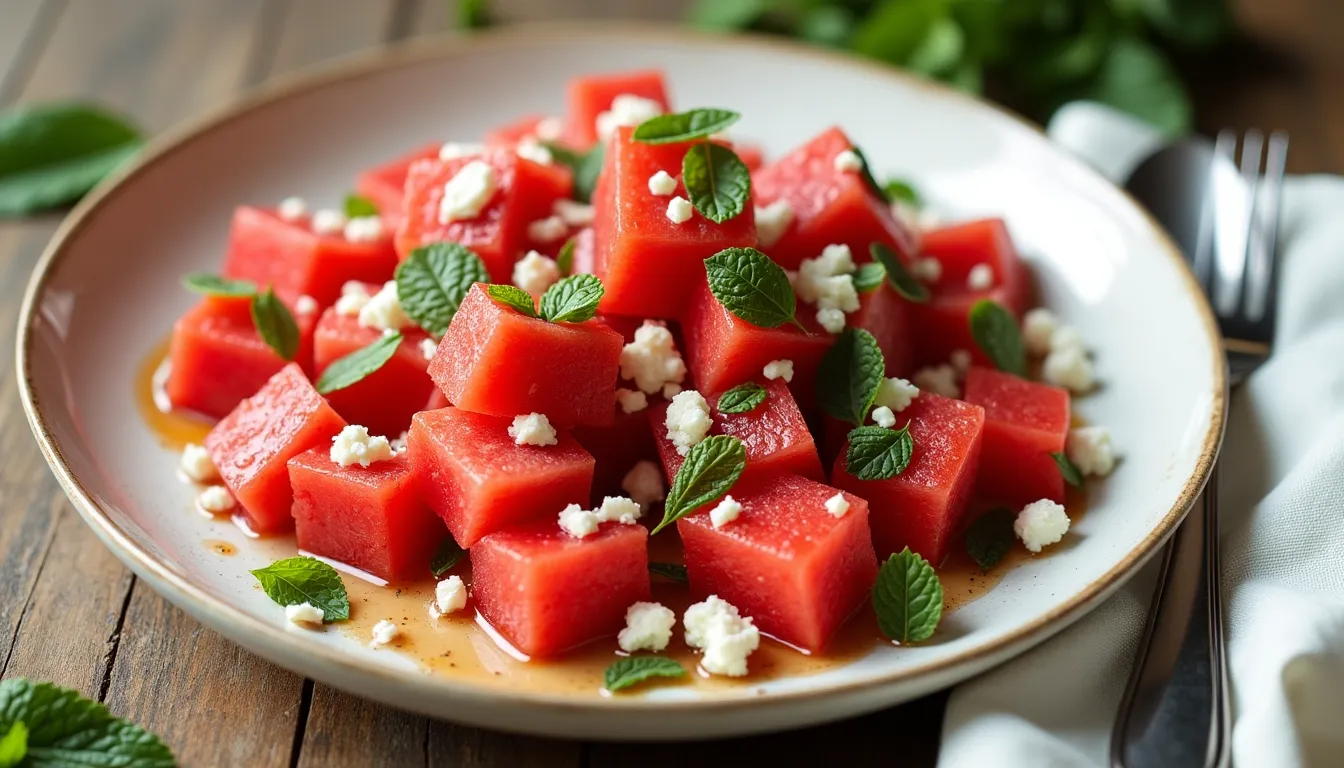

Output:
xmin=484 ymin=284 xmax=538 ymax=318
xmin=681 ymin=142 xmax=750 ymax=224
xmin=182 ymin=273 xmax=257 ymax=297
xmin=603 ymin=656 xmax=687 ymax=693
xmin=343 ymin=193 xmax=379 ymax=218
xmin=965 ymin=508 xmax=1015 ymax=571
xmin=632 ymin=108 xmax=741 ymax=144
xmin=869 ymin=242 xmax=929 ymax=302
xmin=395 ymin=242 xmax=490 ymax=338
xmin=883 ymin=178 xmax=922 ymax=207
xmin=873 ymin=548 xmax=943 ymax=643
xmin=704 ymin=246 xmax=803 ymax=331
xmin=539 ymin=274 xmax=604 ymax=323
xmin=648 ymin=562 xmax=689 ymax=584
xmin=969 ymin=299 xmax=1027 ymax=377
xmin=845 ymin=423 xmax=914 ymax=481
xmin=852 ymin=262 xmax=887 ymax=293
xmin=818 ymin=327 xmax=886 ymax=426
xmin=0 ymin=103 xmax=142 ymax=216
xmin=250 ymin=556 xmax=350 ymax=622
xmin=0 ymin=679 xmax=174 ymax=767
xmin=431 ymin=536 xmax=466 ymax=578
xmin=314 ymin=332 xmax=402 ymax=394
xmin=545 ymin=141 xmax=605 ymax=204
xmin=1052 ymin=451 xmax=1084 ymax=488
xmin=849 ymin=145 xmax=888 ymax=203
xmin=250 ymin=287 xmax=299 ymax=361
xmin=654 ymin=435 xmax=746 ymax=534
xmin=716 ymin=382 xmax=768 ymax=414
xmin=555 ymin=236 xmax=576 ymax=276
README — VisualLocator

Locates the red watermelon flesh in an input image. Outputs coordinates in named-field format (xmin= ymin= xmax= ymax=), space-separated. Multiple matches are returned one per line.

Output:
xmin=563 ymin=69 xmax=671 ymax=149
xmin=962 ymin=366 xmax=1070 ymax=505
xmin=851 ymin=281 xmax=917 ymax=378
xmin=354 ymin=142 xmax=440 ymax=230
xmin=572 ymin=404 xmax=657 ymax=503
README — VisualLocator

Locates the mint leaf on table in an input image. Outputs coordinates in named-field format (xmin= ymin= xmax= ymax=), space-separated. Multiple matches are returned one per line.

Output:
xmin=395 ymin=242 xmax=490 ymax=337
xmin=648 ymin=562 xmax=688 ymax=584
xmin=817 ymin=327 xmax=886 ymax=426
xmin=654 ymin=435 xmax=746 ymax=534
xmin=250 ymin=556 xmax=350 ymax=622
xmin=250 ymin=287 xmax=299 ymax=361
xmin=545 ymin=142 xmax=605 ymax=204
xmin=603 ymin=656 xmax=687 ymax=693
xmin=681 ymin=142 xmax=750 ymax=223
xmin=883 ymin=178 xmax=922 ymax=207
xmin=632 ymin=108 xmax=740 ymax=144
xmin=965 ymin=508 xmax=1015 ymax=571
xmin=716 ymin=382 xmax=767 ymax=414
xmin=343 ymin=193 xmax=379 ymax=218
xmin=0 ymin=103 xmax=142 ymax=216
xmin=0 ymin=721 xmax=25 ymax=768
xmin=431 ymin=536 xmax=466 ymax=579
xmin=555 ymin=236 xmax=576 ymax=276
xmin=485 ymin=284 xmax=537 ymax=317
xmin=869 ymin=242 xmax=928 ymax=302
xmin=315 ymin=332 xmax=402 ymax=394
xmin=852 ymin=262 xmax=886 ymax=293
xmin=873 ymin=548 xmax=943 ymax=644
xmin=539 ymin=274 xmax=603 ymax=323
xmin=1051 ymin=451 xmax=1084 ymax=488
xmin=847 ymin=145 xmax=889 ymax=203
xmin=0 ymin=679 xmax=175 ymax=768
xmin=845 ymin=423 xmax=914 ymax=481
xmin=182 ymin=273 xmax=256 ymax=297
xmin=969 ymin=299 xmax=1027 ymax=377
xmin=704 ymin=246 xmax=803 ymax=331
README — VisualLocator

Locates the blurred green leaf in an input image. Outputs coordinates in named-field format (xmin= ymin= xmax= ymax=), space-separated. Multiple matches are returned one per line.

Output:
xmin=690 ymin=0 xmax=772 ymax=30
xmin=1012 ymin=4 xmax=1112 ymax=94
xmin=907 ymin=16 xmax=964 ymax=76
xmin=799 ymin=5 xmax=857 ymax=48
xmin=1071 ymin=36 xmax=1191 ymax=135
xmin=944 ymin=59 xmax=983 ymax=94
xmin=458 ymin=0 xmax=489 ymax=28
xmin=852 ymin=0 xmax=943 ymax=66
xmin=1122 ymin=0 xmax=1232 ymax=49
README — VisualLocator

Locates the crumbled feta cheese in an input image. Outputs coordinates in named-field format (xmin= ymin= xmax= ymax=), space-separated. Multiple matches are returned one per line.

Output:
xmin=824 ymin=492 xmax=850 ymax=518
xmin=335 ymin=281 xmax=371 ymax=316
xmin=763 ymin=359 xmax=794 ymax=383
xmin=647 ymin=170 xmax=678 ymax=196
xmin=1022 ymin=308 xmax=1058 ymax=356
xmin=796 ymin=244 xmax=859 ymax=313
xmin=911 ymin=257 xmax=943 ymax=283
xmin=330 ymin=425 xmax=396 ymax=467
xmin=534 ymin=116 xmax=563 ymax=142
xmin=871 ymin=406 xmax=897 ymax=429
xmin=754 ymin=200 xmax=794 ymax=247
xmin=357 ymin=281 xmax=414 ymax=332
xmin=617 ymin=602 xmax=677 ymax=653
xmin=553 ymin=198 xmax=594 ymax=227
xmin=512 ymin=250 xmax=561 ymax=293
xmin=913 ymin=364 xmax=959 ymax=398
xmin=370 ymin=619 xmax=399 ymax=647
xmin=438 ymin=141 xmax=484 ymax=160
xmin=1051 ymin=325 xmax=1087 ymax=353
xmin=709 ymin=495 xmax=742 ymax=529
xmin=419 ymin=338 xmax=438 ymax=361
xmin=616 ymin=388 xmax=648 ymax=414
xmin=1015 ymin=499 xmax=1070 ymax=553
xmin=180 ymin=443 xmax=218 ymax=483
xmin=949 ymin=349 xmax=973 ymax=375
xmin=430 ymin=575 xmax=468 ymax=619
xmin=508 ymin=412 xmax=558 ymax=447
xmin=873 ymin=377 xmax=920 ymax=412
xmin=286 ymin=602 xmax=324 ymax=626
xmin=438 ymin=160 xmax=498 ymax=224
xmin=665 ymin=390 xmax=712 ymax=456
xmin=684 ymin=595 xmax=760 ymax=677
xmin=310 ymin=208 xmax=346 ymax=236
xmin=596 ymin=94 xmax=664 ymax=141
xmin=817 ymin=307 xmax=846 ymax=334
xmin=344 ymin=215 xmax=384 ymax=243
xmin=666 ymin=196 xmax=693 ymax=224
xmin=515 ymin=137 xmax=552 ymax=165
xmin=526 ymin=215 xmax=568 ymax=244
xmin=197 ymin=485 xmax=236 ymax=513
xmin=294 ymin=295 xmax=318 ymax=315
xmin=390 ymin=431 xmax=409 ymax=454
xmin=278 ymin=196 xmax=308 ymax=221
xmin=1042 ymin=345 xmax=1095 ymax=393
xmin=597 ymin=496 xmax=642 ymax=525
xmin=557 ymin=504 xmax=599 ymax=538
xmin=619 ymin=321 xmax=686 ymax=394
xmin=621 ymin=460 xmax=665 ymax=509
xmin=833 ymin=149 xmax=863 ymax=173
xmin=967 ymin=263 xmax=995 ymax=291
xmin=1067 ymin=426 xmax=1116 ymax=477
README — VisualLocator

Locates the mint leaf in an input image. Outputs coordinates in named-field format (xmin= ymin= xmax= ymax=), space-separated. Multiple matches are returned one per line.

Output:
xmin=555 ymin=236 xmax=576 ymax=276
xmin=343 ymin=193 xmax=379 ymax=218
xmin=689 ymin=0 xmax=767 ymax=30
xmin=818 ymin=328 xmax=886 ymax=426
xmin=0 ymin=679 xmax=174 ymax=767
xmin=716 ymin=382 xmax=767 ymax=414
xmin=883 ymin=178 xmax=922 ymax=206
xmin=704 ymin=247 xmax=802 ymax=331
xmin=649 ymin=562 xmax=688 ymax=584
xmin=0 ymin=103 xmax=141 ymax=216
xmin=681 ymin=142 xmax=750 ymax=223
xmin=250 ymin=556 xmax=350 ymax=622
xmin=250 ymin=287 xmax=299 ymax=361
xmin=539 ymin=274 xmax=603 ymax=323
xmin=852 ymin=262 xmax=886 ymax=292
xmin=873 ymin=548 xmax=943 ymax=643
xmin=604 ymin=656 xmax=686 ymax=693
xmin=485 ymin=284 xmax=537 ymax=317
xmin=848 ymin=145 xmax=888 ymax=203
xmin=969 ymin=299 xmax=1027 ymax=377
xmin=431 ymin=536 xmax=466 ymax=579
xmin=632 ymin=108 xmax=740 ymax=144
xmin=546 ymin=142 xmax=605 ymax=204
xmin=845 ymin=423 xmax=914 ymax=481
xmin=965 ymin=508 xmax=1015 ymax=571
xmin=182 ymin=273 xmax=256 ymax=297
xmin=0 ymin=722 xmax=25 ymax=767
xmin=1052 ymin=451 xmax=1084 ymax=488
xmin=395 ymin=242 xmax=490 ymax=337
xmin=654 ymin=435 xmax=746 ymax=534
xmin=314 ymin=332 xmax=402 ymax=394
xmin=869 ymin=242 xmax=928 ymax=303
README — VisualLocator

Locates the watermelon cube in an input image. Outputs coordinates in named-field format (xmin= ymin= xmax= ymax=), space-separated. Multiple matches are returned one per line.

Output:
xmin=572 ymin=404 xmax=656 ymax=503
xmin=832 ymin=393 xmax=985 ymax=564
xmin=569 ymin=226 xmax=596 ymax=275
xmin=222 ymin=205 xmax=398 ymax=307
xmin=962 ymin=366 xmax=1070 ymax=505
xmin=592 ymin=126 xmax=758 ymax=319
xmin=205 ymin=364 xmax=348 ymax=533
xmin=563 ymin=69 xmax=671 ymax=149
xmin=429 ymin=284 xmax=622 ymax=427
xmin=407 ymin=407 xmax=594 ymax=547
xmin=677 ymin=475 xmax=876 ymax=652
xmin=484 ymin=114 xmax=554 ymax=146
xmin=166 ymin=294 xmax=318 ymax=420
xmin=752 ymin=127 xmax=916 ymax=270
xmin=851 ymin=281 xmax=917 ymax=377
xmin=354 ymin=142 xmax=441 ymax=230
xmin=288 ymin=449 xmax=447 ymax=582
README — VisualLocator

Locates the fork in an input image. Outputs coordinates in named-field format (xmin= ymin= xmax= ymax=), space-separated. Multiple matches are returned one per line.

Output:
xmin=1111 ymin=129 xmax=1289 ymax=768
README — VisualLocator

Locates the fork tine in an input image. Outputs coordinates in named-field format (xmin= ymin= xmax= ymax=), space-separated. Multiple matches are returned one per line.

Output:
xmin=1213 ymin=130 xmax=1262 ymax=317
xmin=1243 ymin=131 xmax=1289 ymax=326
xmin=1209 ymin=130 xmax=1246 ymax=311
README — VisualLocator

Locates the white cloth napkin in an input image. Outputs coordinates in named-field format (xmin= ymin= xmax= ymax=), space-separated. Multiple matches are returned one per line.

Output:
xmin=938 ymin=102 xmax=1344 ymax=768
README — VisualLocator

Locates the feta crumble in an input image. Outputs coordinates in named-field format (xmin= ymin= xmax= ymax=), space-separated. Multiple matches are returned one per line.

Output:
xmin=661 ymin=383 xmax=682 ymax=399
xmin=508 ymin=413 xmax=558 ymax=447
xmin=911 ymin=257 xmax=943 ymax=283
xmin=558 ymin=496 xmax=642 ymax=538
xmin=967 ymin=263 xmax=995 ymax=291
xmin=1042 ymin=345 xmax=1095 ymax=393
xmin=277 ymin=196 xmax=307 ymax=221
xmin=615 ymin=388 xmax=649 ymax=414
xmin=596 ymin=94 xmax=664 ymax=141
xmin=754 ymin=200 xmax=794 ymax=247
xmin=534 ymin=116 xmax=563 ymax=142
xmin=666 ymin=196 xmax=693 ymax=224
xmin=1022 ymin=308 xmax=1059 ymax=356
xmin=512 ymin=250 xmax=561 ymax=293
xmin=816 ymin=307 xmax=846 ymax=334
xmin=344 ymin=216 xmax=384 ymax=243
xmin=796 ymin=244 xmax=859 ymax=314
xmin=1067 ymin=426 xmax=1116 ymax=477
xmin=515 ymin=137 xmax=552 ymax=166
xmin=558 ymin=503 xmax=600 ymax=538
xmin=330 ymin=425 xmax=396 ymax=467
xmin=913 ymin=364 xmax=959 ymax=398
xmin=390 ymin=432 xmax=409 ymax=454
xmin=647 ymin=170 xmax=677 ymax=196
xmin=873 ymin=376 xmax=920 ymax=412
xmin=824 ymin=492 xmax=850 ymax=519
xmin=438 ymin=141 xmax=484 ymax=160
xmin=684 ymin=595 xmax=760 ymax=677
xmin=597 ymin=496 xmax=642 ymax=525
xmin=621 ymin=460 xmax=665 ymax=509
xmin=553 ymin=198 xmax=595 ymax=227
xmin=358 ymin=281 xmax=414 ymax=332
xmin=833 ymin=149 xmax=863 ymax=173
xmin=419 ymin=338 xmax=438 ymax=361
xmin=335 ymin=280 xmax=371 ymax=316
xmin=430 ymin=575 xmax=468 ymax=619
xmin=310 ymin=209 xmax=346 ymax=236
xmin=370 ymin=619 xmax=400 ymax=647
xmin=619 ymin=321 xmax=687 ymax=395
xmin=438 ymin=159 xmax=497 ymax=224
xmin=665 ymin=390 xmax=712 ymax=456
xmin=526 ymin=215 xmax=568 ymax=244
xmin=1051 ymin=325 xmax=1087 ymax=353
xmin=180 ymin=443 xmax=218 ymax=483
xmin=286 ymin=602 xmax=324 ymax=626
xmin=949 ymin=349 xmax=973 ymax=375
xmin=294 ymin=295 xmax=318 ymax=315
xmin=871 ymin=406 xmax=897 ymax=429
xmin=763 ymin=359 xmax=794 ymax=383
xmin=1015 ymin=499 xmax=1070 ymax=553
xmin=617 ymin=602 xmax=677 ymax=653
xmin=197 ymin=485 xmax=236 ymax=513
xmin=709 ymin=495 xmax=742 ymax=529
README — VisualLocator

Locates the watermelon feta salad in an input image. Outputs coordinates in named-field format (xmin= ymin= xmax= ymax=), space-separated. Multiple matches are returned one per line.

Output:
xmin=163 ymin=69 xmax=1118 ymax=691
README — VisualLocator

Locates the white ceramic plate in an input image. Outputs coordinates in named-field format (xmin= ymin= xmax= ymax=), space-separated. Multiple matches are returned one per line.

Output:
xmin=18 ymin=23 xmax=1224 ymax=740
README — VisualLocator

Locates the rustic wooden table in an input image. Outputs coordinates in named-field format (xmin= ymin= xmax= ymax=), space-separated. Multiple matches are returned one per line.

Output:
xmin=0 ymin=1 xmax=1336 ymax=765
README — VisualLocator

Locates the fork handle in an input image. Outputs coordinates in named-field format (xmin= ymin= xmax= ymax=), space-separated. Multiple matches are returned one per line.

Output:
xmin=1111 ymin=464 xmax=1230 ymax=768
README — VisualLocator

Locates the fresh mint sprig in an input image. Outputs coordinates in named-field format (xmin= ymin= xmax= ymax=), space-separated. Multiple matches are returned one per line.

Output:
xmin=848 ymin=145 xmax=888 ymax=203
xmin=873 ymin=548 xmax=943 ymax=644
xmin=251 ymin=287 xmax=299 ymax=361
xmin=250 ymin=556 xmax=350 ymax=622
xmin=431 ymin=536 xmax=466 ymax=578
xmin=343 ymin=193 xmax=379 ymax=218
xmin=845 ymin=423 xmax=914 ymax=481
xmin=682 ymin=142 xmax=750 ymax=223
xmin=649 ymin=562 xmax=688 ymax=584
xmin=869 ymin=242 xmax=929 ymax=302
xmin=632 ymin=108 xmax=741 ymax=144
xmin=0 ymin=721 xmax=25 ymax=767
xmin=545 ymin=142 xmax=605 ymax=204
xmin=0 ymin=679 xmax=174 ymax=767
xmin=0 ymin=103 xmax=142 ymax=216
xmin=485 ymin=284 xmax=538 ymax=318
xmin=704 ymin=247 xmax=804 ymax=331
xmin=965 ymin=508 xmax=1015 ymax=571
xmin=182 ymin=273 xmax=257 ymax=297
xmin=716 ymin=382 xmax=768 ymax=414
xmin=555 ymin=236 xmax=576 ymax=276
xmin=1052 ymin=451 xmax=1084 ymax=488
xmin=817 ymin=327 xmax=885 ymax=426
xmin=539 ymin=274 xmax=604 ymax=323
xmin=969 ymin=299 xmax=1027 ymax=377
xmin=603 ymin=656 xmax=687 ymax=693
xmin=654 ymin=435 xmax=746 ymax=534
xmin=314 ymin=332 xmax=403 ymax=394
xmin=884 ymin=178 xmax=922 ymax=206
xmin=852 ymin=262 xmax=887 ymax=292
xmin=395 ymin=242 xmax=490 ymax=337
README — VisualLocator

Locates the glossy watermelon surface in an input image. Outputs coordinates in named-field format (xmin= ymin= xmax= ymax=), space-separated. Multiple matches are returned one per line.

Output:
xmin=962 ymin=366 xmax=1070 ymax=505
xmin=312 ymin=303 xmax=434 ymax=438
xmin=563 ymin=69 xmax=670 ymax=149
xmin=354 ymin=142 xmax=440 ymax=230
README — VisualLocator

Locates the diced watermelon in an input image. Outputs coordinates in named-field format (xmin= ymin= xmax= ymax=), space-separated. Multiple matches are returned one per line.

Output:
xmin=407 ymin=407 xmax=594 ymax=547
xmin=831 ymin=393 xmax=985 ymax=564
xmin=572 ymin=404 xmax=656 ymax=503
xmin=850 ymin=281 xmax=917 ymax=377
xmin=166 ymin=294 xmax=318 ymax=419
xmin=429 ymin=284 xmax=622 ymax=427
xmin=734 ymin=142 xmax=765 ymax=173
xmin=484 ymin=114 xmax=550 ymax=146
xmin=354 ymin=142 xmax=440 ymax=231
xmin=222 ymin=206 xmax=398 ymax=307
xmin=563 ymin=69 xmax=671 ymax=149
xmin=592 ymin=127 xmax=758 ymax=319
xmin=677 ymin=475 xmax=876 ymax=652
xmin=569 ymin=226 xmax=596 ymax=275
xmin=752 ymin=126 xmax=916 ymax=270
xmin=289 ymin=449 xmax=447 ymax=582
xmin=962 ymin=366 xmax=1070 ymax=505
xmin=650 ymin=379 xmax=823 ymax=485
xmin=205 ymin=364 xmax=347 ymax=533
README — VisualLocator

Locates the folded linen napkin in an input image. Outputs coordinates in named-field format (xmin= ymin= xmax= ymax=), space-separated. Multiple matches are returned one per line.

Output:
xmin=938 ymin=102 xmax=1344 ymax=768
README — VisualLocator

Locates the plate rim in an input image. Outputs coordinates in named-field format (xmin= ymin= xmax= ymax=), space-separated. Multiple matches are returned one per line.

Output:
xmin=15 ymin=21 xmax=1226 ymax=715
